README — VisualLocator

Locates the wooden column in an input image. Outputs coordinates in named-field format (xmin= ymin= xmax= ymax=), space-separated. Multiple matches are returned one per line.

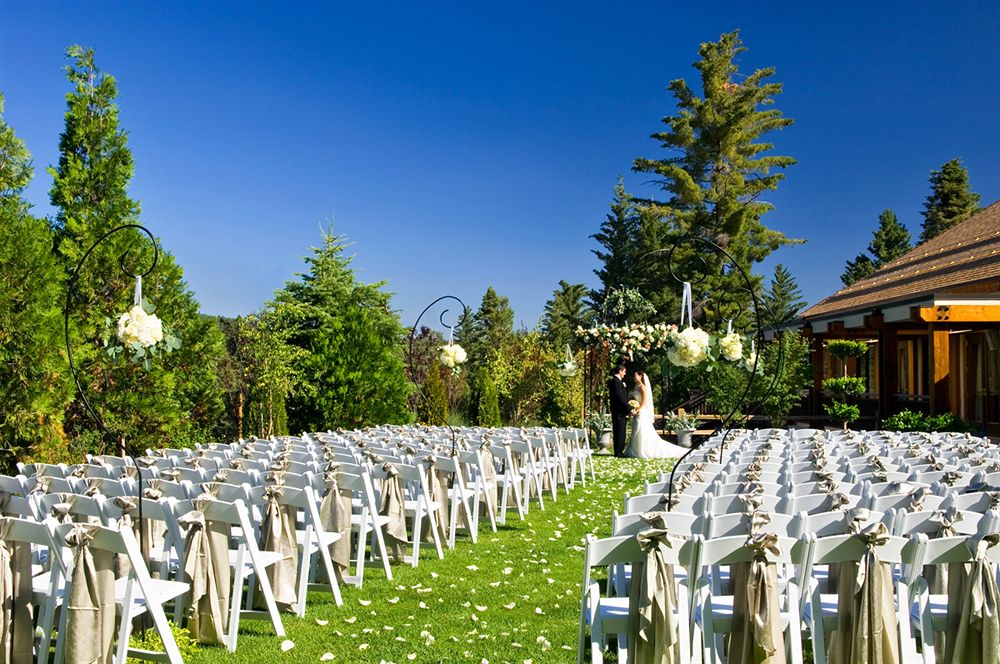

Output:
xmin=878 ymin=327 xmax=898 ymax=418
xmin=929 ymin=324 xmax=951 ymax=415
xmin=810 ymin=333 xmax=824 ymax=417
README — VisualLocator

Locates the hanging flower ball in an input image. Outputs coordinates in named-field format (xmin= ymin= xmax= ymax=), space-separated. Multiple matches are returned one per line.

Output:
xmin=719 ymin=331 xmax=743 ymax=362
xmin=666 ymin=326 xmax=711 ymax=367
xmin=117 ymin=304 xmax=163 ymax=348
xmin=558 ymin=359 xmax=578 ymax=377
xmin=439 ymin=343 xmax=467 ymax=371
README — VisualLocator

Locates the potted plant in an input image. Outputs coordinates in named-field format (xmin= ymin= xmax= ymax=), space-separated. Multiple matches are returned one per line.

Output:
xmin=665 ymin=410 xmax=700 ymax=448
xmin=584 ymin=412 xmax=612 ymax=453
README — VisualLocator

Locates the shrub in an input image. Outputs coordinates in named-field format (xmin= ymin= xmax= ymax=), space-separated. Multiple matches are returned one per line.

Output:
xmin=826 ymin=339 xmax=869 ymax=360
xmin=418 ymin=365 xmax=449 ymax=426
xmin=883 ymin=409 xmax=976 ymax=433
xmin=475 ymin=369 xmax=501 ymax=427
xmin=821 ymin=377 xmax=866 ymax=399
xmin=823 ymin=401 xmax=860 ymax=428
xmin=128 ymin=621 xmax=198 ymax=662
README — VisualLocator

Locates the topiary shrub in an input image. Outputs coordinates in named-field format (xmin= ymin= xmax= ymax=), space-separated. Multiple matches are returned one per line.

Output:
xmin=826 ymin=339 xmax=869 ymax=361
xmin=823 ymin=401 xmax=861 ymax=428
xmin=821 ymin=377 xmax=866 ymax=399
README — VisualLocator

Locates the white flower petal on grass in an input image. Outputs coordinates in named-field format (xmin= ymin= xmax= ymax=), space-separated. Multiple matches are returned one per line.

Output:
xmin=358 ymin=599 xmax=372 ymax=606
xmin=475 ymin=605 xmax=488 ymax=612
xmin=466 ymin=565 xmax=479 ymax=571
xmin=407 ymin=655 xmax=417 ymax=661
xmin=280 ymin=640 xmax=295 ymax=652
xmin=534 ymin=607 xmax=544 ymax=615
xmin=320 ymin=654 xmax=334 ymax=661
xmin=502 ymin=567 xmax=513 ymax=575
xmin=388 ymin=596 xmax=400 ymax=604
xmin=315 ymin=619 xmax=328 ymax=626
xmin=344 ymin=616 xmax=357 ymax=624
xmin=536 ymin=636 xmax=551 ymax=651
xmin=358 ymin=644 xmax=368 ymax=651
xmin=504 ymin=602 xmax=516 ymax=609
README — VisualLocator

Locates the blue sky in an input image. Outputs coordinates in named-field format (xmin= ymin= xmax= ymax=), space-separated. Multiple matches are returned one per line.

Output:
xmin=3 ymin=1 xmax=999 ymax=328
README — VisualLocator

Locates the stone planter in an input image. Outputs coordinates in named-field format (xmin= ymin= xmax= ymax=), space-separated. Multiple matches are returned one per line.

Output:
xmin=596 ymin=428 xmax=614 ymax=454
xmin=675 ymin=428 xmax=695 ymax=448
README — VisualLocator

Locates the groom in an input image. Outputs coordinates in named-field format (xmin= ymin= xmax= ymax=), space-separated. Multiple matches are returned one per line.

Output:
xmin=607 ymin=363 xmax=630 ymax=458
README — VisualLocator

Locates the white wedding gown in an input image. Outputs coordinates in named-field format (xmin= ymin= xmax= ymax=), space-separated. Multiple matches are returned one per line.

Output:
xmin=625 ymin=378 xmax=687 ymax=459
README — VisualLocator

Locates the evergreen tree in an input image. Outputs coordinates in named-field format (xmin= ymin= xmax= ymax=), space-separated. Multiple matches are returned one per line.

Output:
xmin=418 ymin=365 xmax=449 ymax=426
xmin=0 ymin=94 xmax=73 ymax=468
xmin=460 ymin=287 xmax=514 ymax=372
xmin=920 ymin=158 xmax=980 ymax=243
xmin=632 ymin=31 xmax=798 ymax=327
xmin=868 ymin=209 xmax=911 ymax=265
xmin=841 ymin=253 xmax=875 ymax=286
xmin=474 ymin=368 xmax=501 ymax=427
xmin=762 ymin=264 xmax=805 ymax=326
xmin=840 ymin=209 xmax=912 ymax=286
xmin=540 ymin=280 xmax=592 ymax=349
xmin=48 ymin=46 xmax=225 ymax=454
xmin=275 ymin=228 xmax=411 ymax=431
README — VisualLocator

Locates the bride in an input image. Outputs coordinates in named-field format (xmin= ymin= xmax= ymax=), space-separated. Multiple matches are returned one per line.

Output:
xmin=625 ymin=370 xmax=687 ymax=459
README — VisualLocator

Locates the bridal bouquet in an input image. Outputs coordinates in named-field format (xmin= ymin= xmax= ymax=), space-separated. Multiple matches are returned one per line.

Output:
xmin=103 ymin=300 xmax=181 ymax=370
xmin=627 ymin=399 xmax=640 ymax=414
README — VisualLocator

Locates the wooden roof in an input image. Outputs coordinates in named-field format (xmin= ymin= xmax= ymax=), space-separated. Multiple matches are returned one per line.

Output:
xmin=800 ymin=199 xmax=1000 ymax=320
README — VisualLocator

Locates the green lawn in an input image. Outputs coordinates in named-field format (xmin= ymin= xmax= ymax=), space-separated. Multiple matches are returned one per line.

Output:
xmin=183 ymin=456 xmax=675 ymax=664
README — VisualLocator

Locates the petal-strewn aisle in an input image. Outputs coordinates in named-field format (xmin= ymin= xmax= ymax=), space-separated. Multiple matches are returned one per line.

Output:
xmin=186 ymin=457 xmax=673 ymax=664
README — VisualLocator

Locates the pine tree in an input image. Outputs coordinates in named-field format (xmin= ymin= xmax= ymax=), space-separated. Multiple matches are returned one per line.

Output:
xmin=0 ymin=94 xmax=73 ymax=468
xmin=919 ymin=158 xmax=980 ymax=243
xmin=868 ymin=209 xmax=911 ymax=266
xmin=275 ymin=228 xmax=411 ymax=431
xmin=762 ymin=264 xmax=805 ymax=326
xmin=841 ymin=253 xmax=876 ymax=286
xmin=540 ymin=280 xmax=592 ymax=349
xmin=632 ymin=31 xmax=798 ymax=327
xmin=460 ymin=287 xmax=514 ymax=372
xmin=48 ymin=46 xmax=225 ymax=454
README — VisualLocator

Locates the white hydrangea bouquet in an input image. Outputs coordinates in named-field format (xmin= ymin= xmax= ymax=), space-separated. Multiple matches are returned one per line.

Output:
xmin=102 ymin=277 xmax=181 ymax=369
xmin=439 ymin=342 xmax=467 ymax=375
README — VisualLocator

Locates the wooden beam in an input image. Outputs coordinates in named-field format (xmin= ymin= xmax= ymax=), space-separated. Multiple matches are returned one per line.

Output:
xmin=878 ymin=327 xmax=898 ymax=419
xmin=864 ymin=311 xmax=885 ymax=330
xmin=810 ymin=334 xmax=824 ymax=417
xmin=929 ymin=324 xmax=951 ymax=415
xmin=914 ymin=304 xmax=1000 ymax=323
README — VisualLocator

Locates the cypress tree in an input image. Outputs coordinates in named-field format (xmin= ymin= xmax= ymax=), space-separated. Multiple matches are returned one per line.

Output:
xmin=868 ymin=209 xmax=911 ymax=266
xmin=48 ymin=46 xmax=225 ymax=453
xmin=275 ymin=228 xmax=411 ymax=431
xmin=419 ymin=365 xmax=449 ymax=426
xmin=919 ymin=158 xmax=980 ymax=243
xmin=475 ymin=368 xmax=502 ymax=428
xmin=632 ymin=31 xmax=798 ymax=326
xmin=0 ymin=94 xmax=73 ymax=467
xmin=460 ymin=287 xmax=514 ymax=373
xmin=762 ymin=264 xmax=805 ymax=326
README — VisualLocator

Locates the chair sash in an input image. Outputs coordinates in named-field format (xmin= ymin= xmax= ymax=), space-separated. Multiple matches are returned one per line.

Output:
xmin=0 ymin=519 xmax=33 ymax=664
xmin=64 ymin=523 xmax=116 ymax=664
xmin=826 ymin=521 xmax=899 ymax=664
xmin=178 ymin=497 xmax=231 ymax=644
xmin=319 ymin=469 xmax=353 ymax=581
xmin=421 ymin=456 xmax=449 ymax=544
xmin=480 ymin=443 xmax=499 ymax=515
xmin=378 ymin=464 xmax=408 ymax=562
xmin=256 ymin=481 xmax=299 ymax=607
xmin=947 ymin=534 xmax=1000 ymax=664
xmin=628 ymin=514 xmax=680 ymax=664
xmin=728 ymin=532 xmax=786 ymax=664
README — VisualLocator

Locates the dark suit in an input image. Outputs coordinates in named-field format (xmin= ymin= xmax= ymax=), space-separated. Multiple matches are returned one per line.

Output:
xmin=607 ymin=374 xmax=630 ymax=457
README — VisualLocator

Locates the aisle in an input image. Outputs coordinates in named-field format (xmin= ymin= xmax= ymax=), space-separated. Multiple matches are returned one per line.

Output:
xmin=186 ymin=457 xmax=674 ymax=664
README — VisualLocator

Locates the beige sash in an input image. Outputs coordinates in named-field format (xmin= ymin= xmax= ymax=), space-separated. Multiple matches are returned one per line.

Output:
xmin=0 ymin=519 xmax=33 ymax=664
xmin=629 ymin=515 xmax=680 ymax=664
xmin=728 ymin=532 xmax=786 ymax=664
xmin=64 ymin=524 xmax=116 ymax=664
xmin=379 ymin=464 xmax=408 ymax=562
xmin=826 ymin=521 xmax=899 ymax=664
xmin=421 ymin=456 xmax=449 ymax=544
xmin=319 ymin=469 xmax=353 ymax=582
xmin=479 ymin=443 xmax=499 ymax=516
xmin=178 ymin=498 xmax=231 ymax=644
xmin=256 ymin=483 xmax=299 ymax=608
xmin=946 ymin=534 xmax=1000 ymax=664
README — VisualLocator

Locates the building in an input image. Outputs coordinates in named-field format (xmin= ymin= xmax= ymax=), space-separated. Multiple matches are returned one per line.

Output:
xmin=790 ymin=200 xmax=1000 ymax=435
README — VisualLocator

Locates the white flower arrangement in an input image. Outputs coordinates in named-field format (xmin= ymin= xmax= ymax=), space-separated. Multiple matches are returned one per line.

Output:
xmin=558 ymin=359 xmax=578 ymax=377
xmin=576 ymin=320 xmax=752 ymax=371
xmin=439 ymin=343 xmax=467 ymax=374
xmin=666 ymin=326 xmax=711 ymax=367
xmin=103 ymin=299 xmax=181 ymax=370
xmin=718 ymin=331 xmax=743 ymax=362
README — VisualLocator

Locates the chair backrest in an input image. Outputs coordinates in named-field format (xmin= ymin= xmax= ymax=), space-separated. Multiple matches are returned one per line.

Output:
xmin=697 ymin=533 xmax=806 ymax=567
xmin=612 ymin=510 xmax=707 ymax=538
xmin=892 ymin=508 xmax=992 ymax=537
xmin=797 ymin=509 xmax=889 ymax=538
xmin=707 ymin=511 xmax=797 ymax=538
xmin=809 ymin=531 xmax=912 ymax=566
xmin=921 ymin=533 xmax=1000 ymax=565
xmin=585 ymin=532 xmax=700 ymax=569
